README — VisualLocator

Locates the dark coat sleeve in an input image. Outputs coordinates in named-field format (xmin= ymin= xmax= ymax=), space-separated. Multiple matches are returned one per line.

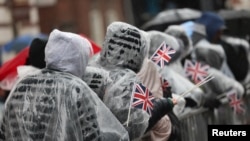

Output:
xmin=145 ymin=97 xmax=174 ymax=132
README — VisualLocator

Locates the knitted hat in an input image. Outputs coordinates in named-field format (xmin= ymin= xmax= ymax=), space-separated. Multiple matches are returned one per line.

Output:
xmin=26 ymin=37 xmax=48 ymax=69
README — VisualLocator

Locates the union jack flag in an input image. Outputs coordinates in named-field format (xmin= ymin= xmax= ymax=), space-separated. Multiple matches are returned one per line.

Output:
xmin=150 ymin=41 xmax=176 ymax=68
xmin=226 ymin=89 xmax=245 ymax=114
xmin=184 ymin=59 xmax=210 ymax=84
xmin=131 ymin=83 xmax=155 ymax=116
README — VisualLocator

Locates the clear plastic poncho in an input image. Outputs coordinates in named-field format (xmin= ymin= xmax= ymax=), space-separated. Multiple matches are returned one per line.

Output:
xmin=147 ymin=30 xmax=205 ymax=107
xmin=82 ymin=66 xmax=112 ymax=100
xmin=94 ymin=22 xmax=152 ymax=140
xmin=103 ymin=69 xmax=150 ymax=141
xmin=194 ymin=39 xmax=235 ymax=78
xmin=193 ymin=39 xmax=244 ymax=97
xmin=0 ymin=29 xmax=129 ymax=141
xmin=97 ymin=22 xmax=149 ymax=73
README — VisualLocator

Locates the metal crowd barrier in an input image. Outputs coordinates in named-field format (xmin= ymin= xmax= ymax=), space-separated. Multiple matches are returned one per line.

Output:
xmin=178 ymin=94 xmax=250 ymax=141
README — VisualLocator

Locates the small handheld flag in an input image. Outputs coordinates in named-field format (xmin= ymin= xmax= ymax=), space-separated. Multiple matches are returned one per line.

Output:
xmin=131 ymin=83 xmax=155 ymax=116
xmin=226 ymin=89 xmax=245 ymax=114
xmin=126 ymin=82 xmax=155 ymax=126
xmin=184 ymin=59 xmax=210 ymax=84
xmin=150 ymin=41 xmax=176 ymax=68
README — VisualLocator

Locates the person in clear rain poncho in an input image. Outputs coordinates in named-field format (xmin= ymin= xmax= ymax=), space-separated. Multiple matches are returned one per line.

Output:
xmin=164 ymin=25 xmax=227 ymax=110
xmin=147 ymin=30 xmax=206 ymax=110
xmin=0 ymin=37 xmax=48 ymax=122
xmin=16 ymin=37 xmax=48 ymax=84
xmin=0 ymin=29 xmax=129 ymax=141
xmin=92 ymin=21 xmax=177 ymax=141
xmin=176 ymin=20 xmax=246 ymax=126
xmin=180 ymin=20 xmax=245 ymax=105
xmin=164 ymin=25 xmax=193 ymax=76
xmin=192 ymin=12 xmax=250 ymax=95
xmin=190 ymin=13 xmax=235 ymax=79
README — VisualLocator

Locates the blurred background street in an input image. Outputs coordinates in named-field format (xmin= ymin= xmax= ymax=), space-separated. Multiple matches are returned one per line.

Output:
xmin=0 ymin=0 xmax=249 ymax=65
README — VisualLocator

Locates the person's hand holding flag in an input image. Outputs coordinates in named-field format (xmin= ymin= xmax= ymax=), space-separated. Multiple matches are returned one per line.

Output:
xmin=171 ymin=97 xmax=178 ymax=105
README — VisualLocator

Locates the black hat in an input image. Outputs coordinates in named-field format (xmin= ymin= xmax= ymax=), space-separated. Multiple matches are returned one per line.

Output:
xmin=26 ymin=37 xmax=48 ymax=69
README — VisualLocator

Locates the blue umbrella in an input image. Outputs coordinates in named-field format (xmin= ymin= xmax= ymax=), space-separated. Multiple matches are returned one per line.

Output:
xmin=2 ymin=34 xmax=48 ymax=53
xmin=2 ymin=35 xmax=34 ymax=53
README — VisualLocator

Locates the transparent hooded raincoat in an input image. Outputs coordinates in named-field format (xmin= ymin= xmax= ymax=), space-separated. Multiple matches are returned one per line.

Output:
xmin=147 ymin=30 xmax=205 ymax=107
xmin=0 ymin=29 xmax=129 ymax=141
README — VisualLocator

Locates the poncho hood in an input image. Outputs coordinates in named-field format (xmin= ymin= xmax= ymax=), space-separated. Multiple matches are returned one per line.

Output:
xmin=194 ymin=39 xmax=225 ymax=70
xmin=45 ymin=29 xmax=92 ymax=78
xmin=147 ymin=30 xmax=180 ymax=63
xmin=165 ymin=25 xmax=193 ymax=60
xmin=98 ymin=22 xmax=149 ymax=73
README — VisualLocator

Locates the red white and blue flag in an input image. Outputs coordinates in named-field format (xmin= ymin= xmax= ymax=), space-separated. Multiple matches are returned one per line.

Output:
xmin=150 ymin=41 xmax=176 ymax=68
xmin=184 ymin=59 xmax=210 ymax=84
xmin=226 ymin=89 xmax=245 ymax=114
xmin=131 ymin=83 xmax=155 ymax=116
